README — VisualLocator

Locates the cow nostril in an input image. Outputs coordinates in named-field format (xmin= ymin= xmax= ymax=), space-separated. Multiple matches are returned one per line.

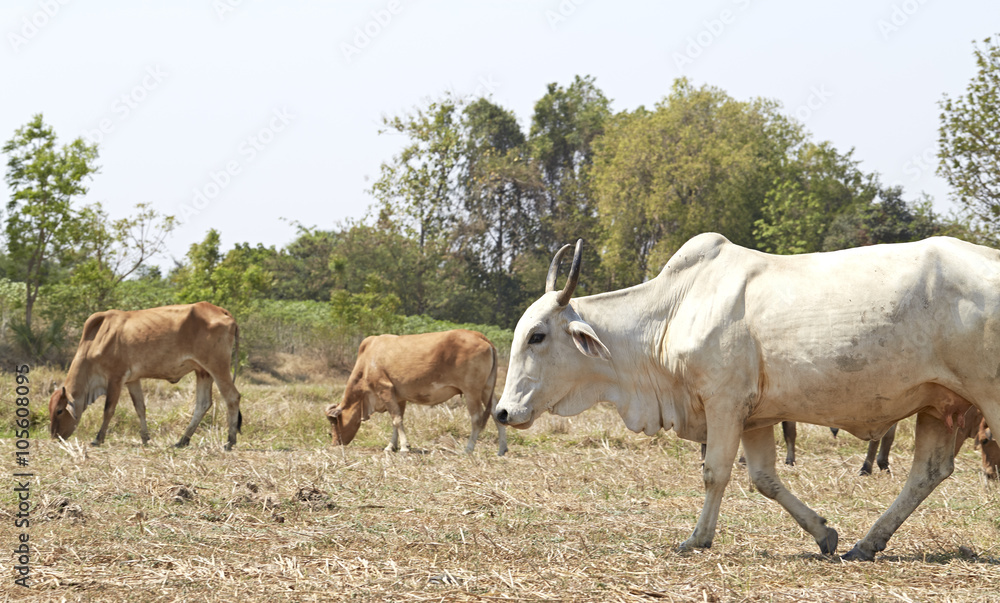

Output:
xmin=496 ymin=409 xmax=508 ymax=425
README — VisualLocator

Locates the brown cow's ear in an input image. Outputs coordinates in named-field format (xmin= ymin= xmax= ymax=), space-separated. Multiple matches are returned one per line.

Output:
xmin=325 ymin=405 xmax=343 ymax=420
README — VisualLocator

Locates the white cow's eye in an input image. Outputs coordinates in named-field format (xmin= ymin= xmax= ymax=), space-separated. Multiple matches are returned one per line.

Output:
xmin=528 ymin=333 xmax=545 ymax=345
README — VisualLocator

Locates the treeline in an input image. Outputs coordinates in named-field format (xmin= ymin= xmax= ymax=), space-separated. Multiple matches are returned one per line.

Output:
xmin=3 ymin=38 xmax=999 ymax=368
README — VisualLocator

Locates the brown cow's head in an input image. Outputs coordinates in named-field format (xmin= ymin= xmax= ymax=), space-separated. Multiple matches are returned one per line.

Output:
xmin=979 ymin=419 xmax=999 ymax=481
xmin=49 ymin=386 xmax=79 ymax=440
xmin=325 ymin=398 xmax=365 ymax=446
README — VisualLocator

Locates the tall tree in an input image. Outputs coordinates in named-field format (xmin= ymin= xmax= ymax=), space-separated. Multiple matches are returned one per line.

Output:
xmin=3 ymin=114 xmax=99 ymax=329
xmin=753 ymin=143 xmax=878 ymax=254
xmin=822 ymin=187 xmax=944 ymax=251
xmin=371 ymin=96 xmax=463 ymax=315
xmin=938 ymin=37 xmax=1000 ymax=228
xmin=591 ymin=80 xmax=801 ymax=286
xmin=47 ymin=202 xmax=175 ymax=325
xmin=173 ymin=229 xmax=272 ymax=321
xmin=529 ymin=75 xmax=612 ymax=250
xmin=461 ymin=98 xmax=542 ymax=325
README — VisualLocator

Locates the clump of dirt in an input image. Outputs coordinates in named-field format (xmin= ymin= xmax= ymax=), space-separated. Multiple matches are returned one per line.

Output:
xmin=166 ymin=485 xmax=195 ymax=503
xmin=295 ymin=486 xmax=336 ymax=510
xmin=44 ymin=497 xmax=85 ymax=523
xmin=228 ymin=482 xmax=279 ymax=510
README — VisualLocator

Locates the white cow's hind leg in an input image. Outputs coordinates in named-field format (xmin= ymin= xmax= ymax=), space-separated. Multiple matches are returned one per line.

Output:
xmin=842 ymin=411 xmax=956 ymax=561
xmin=679 ymin=415 xmax=742 ymax=551
xmin=742 ymin=425 xmax=838 ymax=554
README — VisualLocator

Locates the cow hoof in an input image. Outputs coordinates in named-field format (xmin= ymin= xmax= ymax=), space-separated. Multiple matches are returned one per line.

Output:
xmin=859 ymin=464 xmax=873 ymax=476
xmin=90 ymin=440 xmax=103 ymax=447
xmin=785 ymin=459 xmax=795 ymax=466
xmin=840 ymin=544 xmax=876 ymax=562
xmin=225 ymin=442 xmax=234 ymax=451
xmin=676 ymin=538 xmax=710 ymax=553
xmin=818 ymin=528 xmax=838 ymax=555
xmin=174 ymin=438 xmax=190 ymax=448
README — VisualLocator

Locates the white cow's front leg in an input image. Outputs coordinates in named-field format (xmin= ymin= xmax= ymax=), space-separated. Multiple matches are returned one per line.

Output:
xmin=742 ymin=425 xmax=838 ymax=554
xmin=842 ymin=411 xmax=956 ymax=561
xmin=679 ymin=416 xmax=742 ymax=551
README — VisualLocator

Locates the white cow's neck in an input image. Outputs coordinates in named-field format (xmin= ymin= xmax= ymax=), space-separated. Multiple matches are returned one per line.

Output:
xmin=567 ymin=276 xmax=695 ymax=437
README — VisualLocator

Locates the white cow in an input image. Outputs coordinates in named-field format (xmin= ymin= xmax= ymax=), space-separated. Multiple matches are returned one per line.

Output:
xmin=494 ymin=234 xmax=1000 ymax=561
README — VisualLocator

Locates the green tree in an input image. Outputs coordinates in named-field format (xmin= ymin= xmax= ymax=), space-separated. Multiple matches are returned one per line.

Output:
xmin=371 ymin=96 xmax=463 ymax=315
xmin=3 ymin=114 xmax=99 ymax=329
xmin=591 ymin=80 xmax=801 ymax=286
xmin=461 ymin=98 xmax=543 ymax=326
xmin=822 ymin=187 xmax=943 ymax=251
xmin=267 ymin=222 xmax=338 ymax=301
xmin=754 ymin=143 xmax=878 ymax=254
xmin=47 ymin=202 xmax=175 ymax=324
xmin=529 ymin=75 xmax=612 ymax=251
xmin=173 ymin=229 xmax=272 ymax=320
xmin=938 ymin=36 xmax=1000 ymax=228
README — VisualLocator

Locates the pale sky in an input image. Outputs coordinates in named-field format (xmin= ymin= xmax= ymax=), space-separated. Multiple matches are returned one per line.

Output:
xmin=2 ymin=1 xmax=996 ymax=267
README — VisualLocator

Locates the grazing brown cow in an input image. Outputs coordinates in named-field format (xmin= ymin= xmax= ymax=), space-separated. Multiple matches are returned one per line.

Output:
xmin=977 ymin=417 xmax=1000 ymax=480
xmin=325 ymin=330 xmax=507 ymax=455
xmin=49 ymin=302 xmax=242 ymax=450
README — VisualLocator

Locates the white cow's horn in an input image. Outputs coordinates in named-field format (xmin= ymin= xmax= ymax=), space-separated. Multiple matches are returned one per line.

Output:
xmin=545 ymin=243 xmax=573 ymax=293
xmin=555 ymin=239 xmax=583 ymax=307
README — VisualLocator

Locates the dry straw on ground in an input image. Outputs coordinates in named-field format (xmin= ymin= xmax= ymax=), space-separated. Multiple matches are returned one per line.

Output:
xmin=2 ymin=363 xmax=999 ymax=601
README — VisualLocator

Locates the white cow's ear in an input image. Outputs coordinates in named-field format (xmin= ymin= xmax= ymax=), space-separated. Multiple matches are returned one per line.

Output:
xmin=567 ymin=321 xmax=611 ymax=361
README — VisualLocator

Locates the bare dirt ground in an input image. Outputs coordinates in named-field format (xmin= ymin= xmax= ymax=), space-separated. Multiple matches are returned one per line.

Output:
xmin=2 ymin=363 xmax=999 ymax=601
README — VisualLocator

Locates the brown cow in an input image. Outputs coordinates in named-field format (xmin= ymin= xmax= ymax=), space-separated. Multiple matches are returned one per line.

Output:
xmin=49 ymin=302 xmax=243 ymax=450
xmin=325 ymin=330 xmax=507 ymax=455
xmin=977 ymin=417 xmax=1000 ymax=480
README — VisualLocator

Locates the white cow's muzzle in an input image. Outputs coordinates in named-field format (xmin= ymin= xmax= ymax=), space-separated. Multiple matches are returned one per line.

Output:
xmin=494 ymin=394 xmax=535 ymax=428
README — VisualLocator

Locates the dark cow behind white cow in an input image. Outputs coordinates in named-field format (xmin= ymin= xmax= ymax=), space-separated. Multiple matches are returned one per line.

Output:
xmin=494 ymin=234 xmax=1000 ymax=561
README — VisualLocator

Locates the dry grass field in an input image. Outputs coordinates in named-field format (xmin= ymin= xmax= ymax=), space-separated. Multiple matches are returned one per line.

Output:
xmin=3 ymin=357 xmax=1000 ymax=602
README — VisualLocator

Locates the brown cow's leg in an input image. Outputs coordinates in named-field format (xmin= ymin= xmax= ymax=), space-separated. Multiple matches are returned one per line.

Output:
xmin=860 ymin=439 xmax=880 ymax=476
xmin=843 ymin=411 xmax=956 ymax=561
xmin=464 ymin=392 xmax=492 ymax=454
xmin=743 ymin=425 xmax=838 ymax=554
xmin=126 ymin=381 xmax=149 ymax=445
xmin=678 ymin=411 xmax=742 ymax=551
xmin=781 ymin=421 xmax=796 ymax=466
xmin=209 ymin=371 xmax=242 ymax=451
xmin=876 ymin=423 xmax=896 ymax=472
xmin=92 ymin=381 xmax=123 ymax=446
xmin=176 ymin=371 xmax=213 ymax=448
xmin=385 ymin=399 xmax=408 ymax=452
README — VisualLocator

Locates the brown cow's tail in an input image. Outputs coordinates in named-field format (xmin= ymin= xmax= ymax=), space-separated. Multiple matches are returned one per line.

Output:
xmin=485 ymin=343 xmax=498 ymax=425
xmin=231 ymin=323 xmax=240 ymax=384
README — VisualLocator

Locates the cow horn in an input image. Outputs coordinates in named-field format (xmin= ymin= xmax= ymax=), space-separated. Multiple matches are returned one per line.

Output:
xmin=545 ymin=244 xmax=573 ymax=293
xmin=555 ymin=239 xmax=583 ymax=307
